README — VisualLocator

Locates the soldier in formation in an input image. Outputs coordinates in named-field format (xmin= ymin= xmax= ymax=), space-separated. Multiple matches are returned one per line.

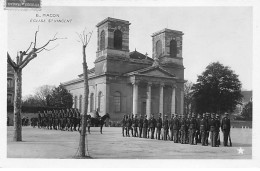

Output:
xmin=121 ymin=112 xmax=231 ymax=147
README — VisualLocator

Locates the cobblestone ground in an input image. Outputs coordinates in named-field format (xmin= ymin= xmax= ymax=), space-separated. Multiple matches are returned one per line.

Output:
xmin=7 ymin=126 xmax=251 ymax=159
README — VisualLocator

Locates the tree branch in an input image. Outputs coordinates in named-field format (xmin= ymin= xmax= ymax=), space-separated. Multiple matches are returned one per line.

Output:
xmin=25 ymin=42 xmax=34 ymax=54
xmin=20 ymin=51 xmax=37 ymax=69
xmin=34 ymin=26 xmax=39 ymax=49
xmin=7 ymin=52 xmax=18 ymax=69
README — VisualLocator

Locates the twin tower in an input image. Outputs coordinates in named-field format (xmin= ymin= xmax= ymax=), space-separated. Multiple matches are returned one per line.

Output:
xmin=94 ymin=17 xmax=184 ymax=75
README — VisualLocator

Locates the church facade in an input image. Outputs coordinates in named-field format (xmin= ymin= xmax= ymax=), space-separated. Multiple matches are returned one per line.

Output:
xmin=62 ymin=17 xmax=185 ymax=121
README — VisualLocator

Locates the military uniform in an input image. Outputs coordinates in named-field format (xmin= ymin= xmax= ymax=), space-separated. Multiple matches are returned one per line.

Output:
xmin=221 ymin=113 xmax=231 ymax=146
xmin=156 ymin=114 xmax=163 ymax=140
xmin=189 ymin=114 xmax=197 ymax=145
xmin=173 ymin=114 xmax=180 ymax=143
xmin=215 ymin=115 xmax=221 ymax=146
xmin=121 ymin=115 xmax=126 ymax=137
xmin=180 ymin=116 xmax=187 ymax=144
xmin=133 ymin=115 xmax=139 ymax=137
xmin=163 ymin=115 xmax=169 ymax=141
xmin=138 ymin=115 xmax=143 ymax=138
xmin=149 ymin=115 xmax=156 ymax=139
xmin=209 ymin=114 xmax=218 ymax=147
xmin=169 ymin=115 xmax=174 ymax=141
xmin=185 ymin=115 xmax=191 ymax=144
xmin=200 ymin=114 xmax=208 ymax=146
xmin=205 ymin=113 xmax=210 ymax=145
xmin=195 ymin=114 xmax=201 ymax=144
xmin=37 ymin=111 xmax=42 ymax=128
xmin=143 ymin=115 xmax=148 ymax=138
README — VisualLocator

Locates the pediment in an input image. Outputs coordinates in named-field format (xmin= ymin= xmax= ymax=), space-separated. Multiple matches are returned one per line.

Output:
xmin=140 ymin=69 xmax=173 ymax=77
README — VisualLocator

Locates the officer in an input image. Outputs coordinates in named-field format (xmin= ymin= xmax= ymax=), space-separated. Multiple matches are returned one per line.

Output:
xmin=215 ymin=114 xmax=221 ymax=146
xmin=200 ymin=113 xmax=208 ymax=146
xmin=221 ymin=112 xmax=231 ymax=146
xmin=195 ymin=114 xmax=201 ymax=144
xmin=209 ymin=113 xmax=217 ymax=147
xmin=128 ymin=114 xmax=133 ymax=136
xmin=189 ymin=113 xmax=197 ymax=145
xmin=156 ymin=113 xmax=163 ymax=140
xmin=142 ymin=115 xmax=148 ymax=138
xmin=138 ymin=115 xmax=143 ymax=138
xmin=172 ymin=114 xmax=180 ymax=143
xmin=133 ymin=114 xmax=139 ymax=137
xmin=169 ymin=114 xmax=174 ymax=141
xmin=163 ymin=115 xmax=169 ymax=141
xmin=121 ymin=115 xmax=126 ymax=137
xmin=180 ymin=115 xmax=187 ymax=144
xmin=149 ymin=114 xmax=156 ymax=139
xmin=177 ymin=115 xmax=182 ymax=143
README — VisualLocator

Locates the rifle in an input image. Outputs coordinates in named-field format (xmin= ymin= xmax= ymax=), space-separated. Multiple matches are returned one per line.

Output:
xmin=228 ymin=131 xmax=232 ymax=147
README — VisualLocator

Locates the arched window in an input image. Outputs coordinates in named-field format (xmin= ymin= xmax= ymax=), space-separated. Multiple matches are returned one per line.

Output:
xmin=74 ymin=96 xmax=78 ymax=109
xmin=90 ymin=93 xmax=94 ymax=112
xmin=79 ymin=95 xmax=82 ymax=113
xmin=170 ymin=39 xmax=178 ymax=57
xmin=100 ymin=30 xmax=105 ymax=50
xmin=156 ymin=40 xmax=162 ymax=57
xmin=113 ymin=91 xmax=121 ymax=112
xmin=114 ymin=30 xmax=122 ymax=49
xmin=98 ymin=91 xmax=103 ymax=112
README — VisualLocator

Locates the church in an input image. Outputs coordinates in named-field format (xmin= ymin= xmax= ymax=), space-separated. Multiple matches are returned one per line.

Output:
xmin=62 ymin=17 xmax=185 ymax=121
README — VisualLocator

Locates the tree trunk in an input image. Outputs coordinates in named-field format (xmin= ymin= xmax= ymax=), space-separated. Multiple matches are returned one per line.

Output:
xmin=79 ymin=46 xmax=89 ymax=157
xmin=13 ymin=69 xmax=22 ymax=141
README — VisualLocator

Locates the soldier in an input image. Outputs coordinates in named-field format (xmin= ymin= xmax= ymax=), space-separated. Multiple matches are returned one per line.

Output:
xmin=209 ymin=113 xmax=218 ymax=147
xmin=156 ymin=113 xmax=163 ymax=140
xmin=100 ymin=115 xmax=105 ymax=134
xmin=76 ymin=109 xmax=81 ymax=131
xmin=178 ymin=115 xmax=182 ymax=143
xmin=189 ymin=113 xmax=197 ymax=145
xmin=200 ymin=113 xmax=208 ymax=146
xmin=133 ymin=114 xmax=139 ymax=137
xmin=221 ymin=112 xmax=231 ymax=147
xmin=87 ymin=117 xmax=91 ymax=134
xmin=127 ymin=114 xmax=133 ymax=136
xmin=37 ymin=111 xmax=42 ymax=128
xmin=149 ymin=114 xmax=156 ymax=139
xmin=163 ymin=115 xmax=169 ymax=141
xmin=215 ymin=114 xmax=221 ymax=146
xmin=121 ymin=115 xmax=126 ymax=137
xmin=62 ymin=109 xmax=67 ymax=131
xmin=185 ymin=114 xmax=191 ymax=144
xmin=138 ymin=115 xmax=143 ymax=138
xmin=143 ymin=115 xmax=148 ymax=138
xmin=195 ymin=114 xmax=201 ymax=144
xmin=205 ymin=113 xmax=210 ymax=145
xmin=125 ymin=115 xmax=130 ymax=137
xmin=169 ymin=114 xmax=174 ymax=141
xmin=172 ymin=114 xmax=180 ymax=143
xmin=180 ymin=115 xmax=186 ymax=144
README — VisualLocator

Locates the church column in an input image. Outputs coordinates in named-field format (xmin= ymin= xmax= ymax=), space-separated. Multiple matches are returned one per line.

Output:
xmin=146 ymin=82 xmax=152 ymax=118
xmin=132 ymin=81 xmax=139 ymax=115
xmin=180 ymin=89 xmax=184 ymax=116
xmin=171 ymin=85 xmax=176 ymax=117
xmin=159 ymin=83 xmax=164 ymax=116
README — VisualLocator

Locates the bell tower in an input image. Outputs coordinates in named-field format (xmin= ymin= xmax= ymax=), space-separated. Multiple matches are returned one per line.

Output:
xmin=152 ymin=28 xmax=184 ymax=66
xmin=96 ymin=17 xmax=131 ymax=59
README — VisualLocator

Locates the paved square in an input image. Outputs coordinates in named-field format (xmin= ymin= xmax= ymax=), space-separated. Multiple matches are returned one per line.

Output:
xmin=7 ymin=127 xmax=252 ymax=159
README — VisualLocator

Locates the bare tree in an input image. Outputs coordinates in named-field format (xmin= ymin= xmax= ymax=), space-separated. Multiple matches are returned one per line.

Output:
xmin=34 ymin=85 xmax=55 ymax=106
xmin=7 ymin=27 xmax=65 ymax=141
xmin=76 ymin=28 xmax=93 ymax=157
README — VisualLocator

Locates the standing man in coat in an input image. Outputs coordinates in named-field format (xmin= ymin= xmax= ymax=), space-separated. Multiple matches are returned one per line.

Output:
xmin=133 ymin=114 xmax=139 ymax=137
xmin=149 ymin=114 xmax=156 ymax=139
xmin=163 ymin=115 xmax=169 ymax=141
xmin=138 ymin=115 xmax=143 ymax=138
xmin=156 ymin=113 xmax=163 ymax=140
xmin=121 ymin=115 xmax=126 ymax=137
xmin=221 ymin=112 xmax=231 ymax=146
xmin=209 ymin=113 xmax=218 ymax=147
xmin=173 ymin=114 xmax=180 ymax=143
xmin=143 ymin=115 xmax=148 ymax=138
xmin=200 ymin=113 xmax=208 ymax=146
xmin=189 ymin=113 xmax=197 ymax=145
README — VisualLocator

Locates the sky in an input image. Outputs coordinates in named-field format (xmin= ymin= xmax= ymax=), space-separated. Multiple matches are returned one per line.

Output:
xmin=7 ymin=6 xmax=252 ymax=97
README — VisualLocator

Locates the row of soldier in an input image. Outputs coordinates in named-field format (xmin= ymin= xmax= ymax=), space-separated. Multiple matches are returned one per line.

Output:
xmin=121 ymin=112 xmax=231 ymax=147
xmin=35 ymin=108 xmax=82 ymax=131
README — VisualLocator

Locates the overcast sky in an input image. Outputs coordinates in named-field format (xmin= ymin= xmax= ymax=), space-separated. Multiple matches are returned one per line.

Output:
xmin=7 ymin=6 xmax=252 ymax=97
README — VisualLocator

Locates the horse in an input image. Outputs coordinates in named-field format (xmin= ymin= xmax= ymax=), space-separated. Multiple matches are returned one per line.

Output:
xmin=87 ymin=113 xmax=110 ymax=134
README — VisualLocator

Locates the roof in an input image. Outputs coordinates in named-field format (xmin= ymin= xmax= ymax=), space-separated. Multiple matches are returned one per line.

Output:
xmin=78 ymin=67 xmax=95 ymax=77
xmin=129 ymin=50 xmax=153 ymax=61
xmin=241 ymin=91 xmax=252 ymax=103
xmin=125 ymin=65 xmax=176 ymax=78
xmin=152 ymin=28 xmax=184 ymax=37
xmin=96 ymin=17 xmax=131 ymax=27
